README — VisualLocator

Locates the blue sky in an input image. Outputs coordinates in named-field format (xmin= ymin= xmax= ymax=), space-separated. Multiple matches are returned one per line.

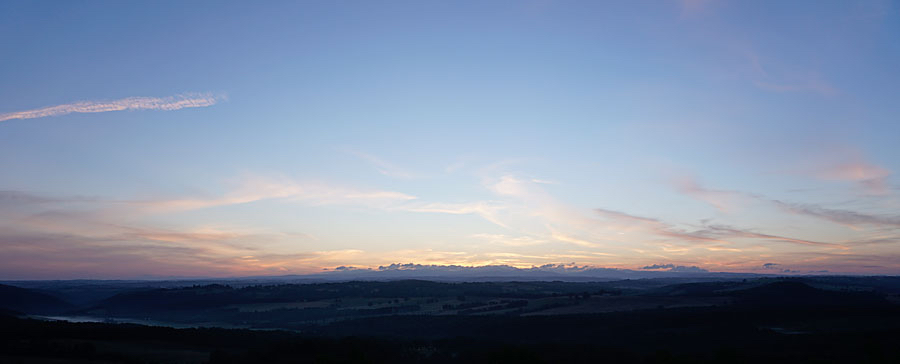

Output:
xmin=1 ymin=0 xmax=899 ymax=278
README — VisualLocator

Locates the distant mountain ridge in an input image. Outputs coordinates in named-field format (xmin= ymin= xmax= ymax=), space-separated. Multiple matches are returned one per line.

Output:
xmin=0 ymin=264 xmax=773 ymax=283
xmin=275 ymin=263 xmax=766 ymax=282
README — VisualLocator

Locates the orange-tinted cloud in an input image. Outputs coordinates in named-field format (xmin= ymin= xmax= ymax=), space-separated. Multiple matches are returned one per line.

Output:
xmin=671 ymin=175 xmax=750 ymax=213
xmin=137 ymin=175 xmax=417 ymax=213
xmin=816 ymin=161 xmax=892 ymax=195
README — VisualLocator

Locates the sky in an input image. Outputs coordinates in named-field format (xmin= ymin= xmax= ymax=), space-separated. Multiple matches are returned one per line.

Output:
xmin=1 ymin=0 xmax=899 ymax=279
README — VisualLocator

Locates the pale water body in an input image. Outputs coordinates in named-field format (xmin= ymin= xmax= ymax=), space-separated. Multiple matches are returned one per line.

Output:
xmin=32 ymin=315 xmax=249 ymax=330
xmin=32 ymin=315 xmax=301 ymax=332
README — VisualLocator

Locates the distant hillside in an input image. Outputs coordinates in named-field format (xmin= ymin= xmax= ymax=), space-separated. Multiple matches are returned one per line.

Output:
xmin=0 ymin=284 xmax=73 ymax=314
xmin=88 ymin=280 xmax=624 ymax=315
xmin=35 ymin=278 xmax=895 ymax=333
xmin=646 ymin=280 xmax=890 ymax=307
xmin=730 ymin=281 xmax=889 ymax=307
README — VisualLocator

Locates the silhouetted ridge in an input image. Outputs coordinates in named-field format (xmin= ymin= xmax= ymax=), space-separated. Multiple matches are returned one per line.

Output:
xmin=0 ymin=284 xmax=74 ymax=314
xmin=732 ymin=281 xmax=888 ymax=307
xmin=96 ymin=284 xmax=239 ymax=313
xmin=650 ymin=281 xmax=746 ymax=296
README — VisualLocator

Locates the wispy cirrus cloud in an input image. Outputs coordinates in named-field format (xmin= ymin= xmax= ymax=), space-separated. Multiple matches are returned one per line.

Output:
xmin=0 ymin=190 xmax=66 ymax=205
xmin=787 ymin=146 xmax=893 ymax=195
xmin=594 ymin=208 xmax=839 ymax=249
xmin=469 ymin=233 xmax=547 ymax=247
xmin=738 ymin=47 xmax=839 ymax=97
xmin=398 ymin=174 xmax=614 ymax=251
xmin=0 ymin=226 xmax=364 ymax=279
xmin=0 ymin=175 xmax=417 ymax=219
xmin=671 ymin=175 xmax=753 ymax=213
xmin=134 ymin=175 xmax=417 ymax=213
xmin=344 ymin=149 xmax=418 ymax=179
xmin=594 ymin=208 xmax=731 ymax=248
xmin=0 ymin=201 xmax=368 ymax=278
xmin=413 ymin=173 xmax=835 ymax=254
xmin=770 ymin=200 xmax=900 ymax=229
xmin=751 ymin=74 xmax=838 ymax=97
xmin=549 ymin=230 xmax=605 ymax=248
xmin=702 ymin=224 xmax=840 ymax=248
xmin=665 ymin=177 xmax=742 ymax=210
xmin=670 ymin=174 xmax=899 ymax=230
xmin=401 ymin=201 xmax=509 ymax=228
xmin=814 ymin=161 xmax=892 ymax=195
xmin=0 ymin=93 xmax=222 ymax=122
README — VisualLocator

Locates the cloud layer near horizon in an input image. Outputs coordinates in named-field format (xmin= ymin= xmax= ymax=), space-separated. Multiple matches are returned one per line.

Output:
xmin=0 ymin=93 xmax=221 ymax=122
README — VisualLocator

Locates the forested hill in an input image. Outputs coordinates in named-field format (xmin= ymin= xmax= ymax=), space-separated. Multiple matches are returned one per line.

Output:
xmin=0 ymin=284 xmax=73 ymax=314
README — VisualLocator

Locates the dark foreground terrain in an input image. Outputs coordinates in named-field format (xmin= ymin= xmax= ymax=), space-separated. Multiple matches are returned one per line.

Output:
xmin=2 ymin=276 xmax=900 ymax=363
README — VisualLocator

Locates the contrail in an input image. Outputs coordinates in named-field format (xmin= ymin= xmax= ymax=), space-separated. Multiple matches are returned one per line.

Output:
xmin=0 ymin=93 xmax=221 ymax=122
